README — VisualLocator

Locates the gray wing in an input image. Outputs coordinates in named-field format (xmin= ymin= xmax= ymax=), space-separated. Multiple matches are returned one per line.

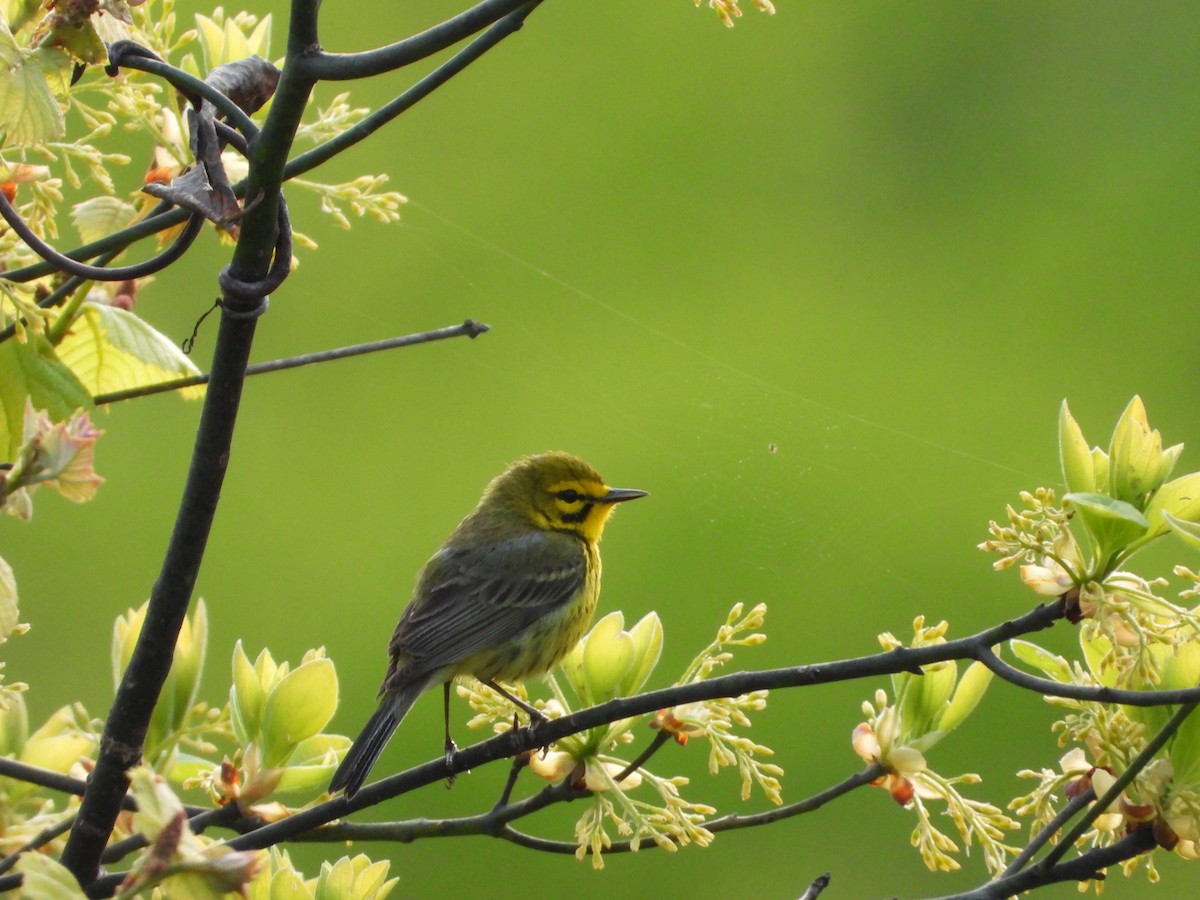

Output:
xmin=384 ymin=529 xmax=586 ymax=683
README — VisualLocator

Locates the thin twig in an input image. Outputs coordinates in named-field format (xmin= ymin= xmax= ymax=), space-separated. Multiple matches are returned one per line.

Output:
xmin=976 ymin=644 xmax=1200 ymax=706
xmin=0 ymin=813 xmax=75 ymax=875
xmin=1001 ymin=789 xmax=1094 ymax=877
xmin=92 ymin=319 xmax=490 ymax=405
xmin=798 ymin=873 xmax=832 ymax=900
xmin=0 ymin=191 xmax=205 ymax=283
xmin=0 ymin=759 xmax=115 ymax=803
xmin=499 ymin=764 xmax=885 ymax=856
xmin=611 ymin=729 xmax=672 ymax=786
xmin=493 ymin=756 xmax=529 ymax=811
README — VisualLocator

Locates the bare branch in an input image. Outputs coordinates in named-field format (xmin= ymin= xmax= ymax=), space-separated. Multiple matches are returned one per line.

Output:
xmin=299 ymin=0 xmax=537 ymax=81
xmin=92 ymin=319 xmax=491 ymax=405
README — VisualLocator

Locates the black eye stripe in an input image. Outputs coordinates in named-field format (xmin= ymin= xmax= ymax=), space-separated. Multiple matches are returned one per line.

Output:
xmin=560 ymin=503 xmax=593 ymax=524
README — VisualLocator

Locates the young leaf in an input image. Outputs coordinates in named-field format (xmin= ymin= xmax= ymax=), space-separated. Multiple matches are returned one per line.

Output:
xmin=51 ymin=302 xmax=204 ymax=401
xmin=0 ymin=334 xmax=92 ymax=458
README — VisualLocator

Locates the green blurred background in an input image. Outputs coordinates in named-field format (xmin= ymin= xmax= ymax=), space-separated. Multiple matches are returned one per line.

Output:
xmin=6 ymin=1 xmax=1200 ymax=896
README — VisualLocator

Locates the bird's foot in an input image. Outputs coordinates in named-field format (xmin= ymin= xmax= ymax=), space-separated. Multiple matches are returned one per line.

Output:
xmin=444 ymin=737 xmax=460 ymax=788
xmin=517 ymin=712 xmax=552 ymax=759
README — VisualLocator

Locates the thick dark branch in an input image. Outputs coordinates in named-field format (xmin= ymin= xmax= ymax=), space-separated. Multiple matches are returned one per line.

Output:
xmin=976 ymin=645 xmax=1200 ymax=705
xmin=288 ymin=2 xmax=541 ymax=177
xmin=926 ymin=827 xmax=1157 ymax=899
xmin=57 ymin=21 xmax=314 ymax=894
xmin=57 ymin=300 xmax=263 ymax=886
xmin=299 ymin=0 xmax=534 ymax=81
xmin=92 ymin=319 xmax=490 ymax=405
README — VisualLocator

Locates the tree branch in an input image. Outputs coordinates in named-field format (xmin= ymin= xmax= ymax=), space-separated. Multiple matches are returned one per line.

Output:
xmin=287 ymin=2 xmax=542 ymax=177
xmin=926 ymin=827 xmax=1157 ymax=899
xmin=0 ymin=190 xmax=204 ymax=283
xmin=92 ymin=319 xmax=489 ymax=404
xmin=57 ymin=12 xmax=315 ymax=890
xmin=298 ymin=0 xmax=535 ymax=81
xmin=1037 ymin=699 xmax=1197 ymax=873
xmin=975 ymin=645 xmax=1200 ymax=706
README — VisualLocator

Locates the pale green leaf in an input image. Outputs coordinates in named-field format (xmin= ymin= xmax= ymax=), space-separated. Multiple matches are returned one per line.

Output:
xmin=1164 ymin=512 xmax=1200 ymax=552
xmin=274 ymin=733 xmax=351 ymax=795
xmin=1059 ymin=400 xmax=1095 ymax=493
xmin=0 ymin=333 xmax=92 ymax=459
xmin=0 ymin=23 xmax=65 ymax=147
xmin=71 ymin=196 xmax=138 ymax=244
xmin=937 ymin=660 xmax=993 ymax=733
xmin=52 ymin=302 xmax=204 ymax=401
xmin=16 ymin=852 xmax=88 ymax=899
xmin=0 ymin=555 xmax=19 ymax=641
xmin=1009 ymin=639 xmax=1072 ymax=682
xmin=260 ymin=657 xmax=338 ymax=767
xmin=1064 ymin=491 xmax=1149 ymax=559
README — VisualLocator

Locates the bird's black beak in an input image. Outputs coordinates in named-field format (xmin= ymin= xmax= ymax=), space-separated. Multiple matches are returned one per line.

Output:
xmin=602 ymin=488 xmax=649 ymax=504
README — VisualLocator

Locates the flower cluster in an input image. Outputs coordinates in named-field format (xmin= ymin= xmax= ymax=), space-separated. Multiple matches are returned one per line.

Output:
xmin=697 ymin=0 xmax=778 ymax=28
xmin=460 ymin=602 xmax=778 ymax=868
xmin=852 ymin=618 xmax=1015 ymax=873
xmin=984 ymin=398 xmax=1200 ymax=884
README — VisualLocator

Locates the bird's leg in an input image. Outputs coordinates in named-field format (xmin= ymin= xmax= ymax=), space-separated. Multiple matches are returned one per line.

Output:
xmin=443 ymin=682 xmax=459 ymax=786
xmin=484 ymin=679 xmax=547 ymax=727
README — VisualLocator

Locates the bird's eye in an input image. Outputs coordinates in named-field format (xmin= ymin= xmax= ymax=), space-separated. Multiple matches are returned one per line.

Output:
xmin=556 ymin=489 xmax=582 ymax=504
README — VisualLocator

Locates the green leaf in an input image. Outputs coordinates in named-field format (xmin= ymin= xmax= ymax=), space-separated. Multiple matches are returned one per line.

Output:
xmin=1132 ymin=472 xmax=1200 ymax=551
xmin=898 ymin=659 xmax=956 ymax=738
xmin=1168 ymin=704 xmax=1200 ymax=793
xmin=39 ymin=19 xmax=106 ymax=65
xmin=230 ymin=641 xmax=264 ymax=747
xmin=618 ymin=611 xmax=662 ymax=697
xmin=274 ymin=733 xmax=351 ymax=795
xmin=52 ymin=302 xmax=204 ymax=401
xmin=582 ymin=612 xmax=634 ymax=704
xmin=937 ymin=660 xmax=993 ymax=733
xmin=0 ymin=22 xmax=66 ymax=147
xmin=1009 ymin=639 xmax=1072 ymax=682
xmin=1107 ymin=395 xmax=1164 ymax=508
xmin=260 ymin=657 xmax=338 ymax=767
xmin=1064 ymin=492 xmax=1149 ymax=560
xmin=16 ymin=852 xmax=88 ymax=899
xmin=168 ymin=751 xmax=218 ymax=785
xmin=1059 ymin=400 xmax=1095 ymax=492
xmin=71 ymin=196 xmax=138 ymax=244
xmin=1164 ymin=512 xmax=1200 ymax=552
xmin=0 ymin=333 xmax=92 ymax=459
xmin=0 ymin=554 xmax=19 ymax=641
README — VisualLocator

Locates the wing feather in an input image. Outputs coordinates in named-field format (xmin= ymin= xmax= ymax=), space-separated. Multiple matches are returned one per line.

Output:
xmin=385 ymin=529 xmax=586 ymax=683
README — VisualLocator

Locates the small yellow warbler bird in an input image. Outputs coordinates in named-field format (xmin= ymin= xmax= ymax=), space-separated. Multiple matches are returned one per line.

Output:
xmin=330 ymin=452 xmax=647 ymax=797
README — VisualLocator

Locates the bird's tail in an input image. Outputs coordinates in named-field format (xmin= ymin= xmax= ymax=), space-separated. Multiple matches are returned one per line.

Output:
xmin=329 ymin=683 xmax=423 ymax=798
